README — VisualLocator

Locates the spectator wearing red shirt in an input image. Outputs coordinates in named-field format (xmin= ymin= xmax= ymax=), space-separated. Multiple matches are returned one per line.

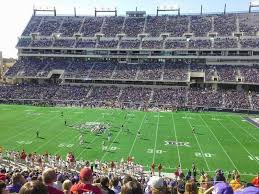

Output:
xmin=0 ymin=169 xmax=6 ymax=182
xmin=71 ymin=167 xmax=102 ymax=194
xmin=251 ymin=172 xmax=259 ymax=188
xmin=42 ymin=168 xmax=64 ymax=194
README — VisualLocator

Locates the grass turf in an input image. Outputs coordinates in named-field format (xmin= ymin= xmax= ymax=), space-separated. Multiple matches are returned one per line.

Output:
xmin=0 ymin=104 xmax=259 ymax=181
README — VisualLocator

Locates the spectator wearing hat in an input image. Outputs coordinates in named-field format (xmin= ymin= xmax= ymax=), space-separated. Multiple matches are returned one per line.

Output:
xmin=230 ymin=175 xmax=243 ymax=191
xmin=145 ymin=176 xmax=165 ymax=194
xmin=251 ymin=173 xmax=259 ymax=188
xmin=42 ymin=168 xmax=64 ymax=194
xmin=6 ymin=173 xmax=25 ymax=193
xmin=19 ymin=181 xmax=48 ymax=194
xmin=70 ymin=167 xmax=101 ymax=194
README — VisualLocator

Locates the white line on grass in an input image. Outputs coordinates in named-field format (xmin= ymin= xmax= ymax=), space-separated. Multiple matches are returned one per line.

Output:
xmin=53 ymin=112 xmax=92 ymax=156
xmin=99 ymin=109 xmax=126 ymax=162
xmin=199 ymin=115 xmax=239 ymax=171
xmin=185 ymin=113 xmax=211 ymax=171
xmin=1 ymin=112 xmax=44 ymax=144
xmin=152 ymin=112 xmax=160 ymax=163
xmin=128 ymin=113 xmax=147 ymax=156
xmin=171 ymin=112 xmax=182 ymax=167
xmin=100 ymin=126 xmax=124 ymax=162
xmin=217 ymin=120 xmax=259 ymax=166
xmin=229 ymin=116 xmax=259 ymax=143
xmin=75 ymin=109 xmax=121 ymax=158
xmin=11 ymin=114 xmax=61 ymax=150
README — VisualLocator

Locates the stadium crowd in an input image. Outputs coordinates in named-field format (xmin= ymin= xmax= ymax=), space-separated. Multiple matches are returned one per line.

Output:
xmin=6 ymin=58 xmax=259 ymax=85
xmin=0 ymin=150 xmax=258 ymax=194
xmin=0 ymin=84 xmax=256 ymax=111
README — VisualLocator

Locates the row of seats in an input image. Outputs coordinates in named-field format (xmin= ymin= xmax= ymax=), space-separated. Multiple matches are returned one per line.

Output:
xmin=21 ymin=13 xmax=259 ymax=38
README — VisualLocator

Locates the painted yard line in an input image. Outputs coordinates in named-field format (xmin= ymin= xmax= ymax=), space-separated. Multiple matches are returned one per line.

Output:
xmin=0 ymin=113 xmax=44 ymax=143
xmin=53 ymin=112 xmax=91 ymax=156
xmin=152 ymin=112 xmax=160 ymax=163
xmin=217 ymin=120 xmax=259 ymax=166
xmin=185 ymin=113 xmax=211 ymax=171
xmin=10 ymin=114 xmax=60 ymax=150
xmin=229 ymin=116 xmax=259 ymax=143
xmin=100 ymin=127 xmax=124 ymax=162
xmin=128 ymin=113 xmax=147 ymax=156
xmin=100 ymin=110 xmax=125 ymax=162
xmin=78 ymin=108 xmax=121 ymax=157
xmin=171 ymin=112 xmax=182 ymax=167
xmin=77 ymin=136 xmax=99 ymax=158
xmin=33 ymin=117 xmax=79 ymax=152
xmin=199 ymin=115 xmax=239 ymax=171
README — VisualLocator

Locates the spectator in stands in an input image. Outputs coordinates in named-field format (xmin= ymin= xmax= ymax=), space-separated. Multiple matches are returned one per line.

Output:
xmin=252 ymin=172 xmax=259 ymax=188
xmin=70 ymin=167 xmax=102 ymax=194
xmin=62 ymin=180 xmax=72 ymax=194
xmin=121 ymin=180 xmax=143 ymax=194
xmin=19 ymin=181 xmax=48 ymax=194
xmin=110 ymin=176 xmax=121 ymax=194
xmin=0 ymin=169 xmax=6 ymax=182
xmin=6 ymin=173 xmax=25 ymax=193
xmin=145 ymin=176 xmax=165 ymax=194
xmin=185 ymin=180 xmax=198 ymax=194
xmin=54 ymin=174 xmax=64 ymax=191
xmin=230 ymin=174 xmax=243 ymax=191
xmin=0 ymin=181 xmax=8 ymax=194
xmin=204 ymin=182 xmax=233 ymax=194
xmin=214 ymin=169 xmax=226 ymax=184
xmin=100 ymin=176 xmax=115 ymax=194
xmin=42 ymin=168 xmax=64 ymax=194
xmin=234 ymin=183 xmax=259 ymax=194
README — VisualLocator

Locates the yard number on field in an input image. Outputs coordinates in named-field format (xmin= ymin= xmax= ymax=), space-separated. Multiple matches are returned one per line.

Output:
xmin=248 ymin=155 xmax=259 ymax=161
xmin=16 ymin=141 xmax=32 ymax=145
xmin=147 ymin=149 xmax=166 ymax=154
xmin=58 ymin=143 xmax=74 ymax=148
xmin=195 ymin=152 xmax=214 ymax=158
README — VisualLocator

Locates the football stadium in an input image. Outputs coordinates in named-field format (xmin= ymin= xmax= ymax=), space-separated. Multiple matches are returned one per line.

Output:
xmin=0 ymin=1 xmax=259 ymax=194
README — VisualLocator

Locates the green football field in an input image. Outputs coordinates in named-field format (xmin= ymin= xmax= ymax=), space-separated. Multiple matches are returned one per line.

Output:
xmin=0 ymin=104 xmax=259 ymax=180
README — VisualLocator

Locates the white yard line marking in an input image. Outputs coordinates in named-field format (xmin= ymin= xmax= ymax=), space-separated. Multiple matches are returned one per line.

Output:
xmin=128 ymin=113 xmax=147 ymax=156
xmin=171 ymin=112 xmax=182 ymax=167
xmin=199 ymin=114 xmax=239 ymax=171
xmin=76 ymin=109 xmax=121 ymax=157
xmin=100 ymin=127 xmax=124 ymax=162
xmin=12 ymin=114 xmax=61 ymax=150
xmin=1 ymin=113 xmax=44 ymax=144
xmin=229 ymin=116 xmax=259 ymax=143
xmin=54 ymin=113 xmax=91 ymax=156
xmin=185 ymin=113 xmax=211 ymax=171
xmin=217 ymin=120 xmax=259 ymax=166
xmin=152 ymin=112 xmax=160 ymax=163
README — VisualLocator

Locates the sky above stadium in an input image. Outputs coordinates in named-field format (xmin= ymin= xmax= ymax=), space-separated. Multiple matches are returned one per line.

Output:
xmin=0 ymin=0 xmax=256 ymax=58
